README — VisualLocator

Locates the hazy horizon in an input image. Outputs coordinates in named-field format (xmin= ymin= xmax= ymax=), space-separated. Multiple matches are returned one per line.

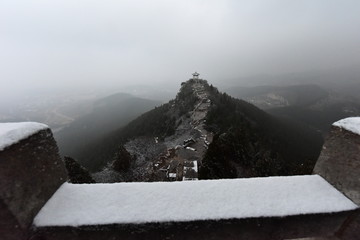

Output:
xmin=1 ymin=0 xmax=360 ymax=102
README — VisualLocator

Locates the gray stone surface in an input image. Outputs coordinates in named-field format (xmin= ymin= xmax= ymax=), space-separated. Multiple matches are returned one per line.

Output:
xmin=313 ymin=125 xmax=360 ymax=239
xmin=313 ymin=126 xmax=360 ymax=205
xmin=1 ymin=119 xmax=360 ymax=240
xmin=0 ymin=128 xmax=67 ymax=239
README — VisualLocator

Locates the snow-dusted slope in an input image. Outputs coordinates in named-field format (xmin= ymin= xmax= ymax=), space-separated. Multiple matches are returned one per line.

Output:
xmin=333 ymin=117 xmax=360 ymax=135
xmin=34 ymin=175 xmax=357 ymax=227
xmin=0 ymin=122 xmax=49 ymax=151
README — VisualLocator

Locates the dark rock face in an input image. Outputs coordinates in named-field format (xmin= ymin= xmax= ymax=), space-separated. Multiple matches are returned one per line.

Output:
xmin=111 ymin=146 xmax=132 ymax=172
xmin=0 ymin=199 xmax=26 ymax=240
xmin=0 ymin=129 xmax=67 ymax=239
xmin=314 ymin=126 xmax=360 ymax=205
xmin=64 ymin=156 xmax=95 ymax=184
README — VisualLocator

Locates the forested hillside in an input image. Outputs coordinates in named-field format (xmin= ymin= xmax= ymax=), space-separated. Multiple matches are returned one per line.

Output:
xmin=200 ymin=87 xmax=323 ymax=179
xmin=75 ymin=80 xmax=323 ymax=179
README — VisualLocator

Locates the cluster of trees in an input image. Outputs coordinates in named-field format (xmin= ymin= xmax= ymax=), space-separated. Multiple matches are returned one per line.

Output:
xmin=78 ymin=80 xmax=205 ymax=172
xmin=200 ymin=86 xmax=323 ymax=179
xmin=64 ymin=156 xmax=95 ymax=183
xmin=111 ymin=145 xmax=132 ymax=172
xmin=77 ymin=102 xmax=177 ymax=172
xmin=176 ymin=80 xmax=200 ymax=115
xmin=72 ymin=79 xmax=324 ymax=181
xmin=120 ymin=103 xmax=176 ymax=139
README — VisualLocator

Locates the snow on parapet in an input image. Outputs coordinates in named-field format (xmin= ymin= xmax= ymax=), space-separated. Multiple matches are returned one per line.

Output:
xmin=33 ymin=175 xmax=357 ymax=227
xmin=333 ymin=117 xmax=360 ymax=136
xmin=0 ymin=122 xmax=49 ymax=151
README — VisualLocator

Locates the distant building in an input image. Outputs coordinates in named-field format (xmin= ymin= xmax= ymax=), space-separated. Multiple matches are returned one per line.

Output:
xmin=192 ymin=72 xmax=200 ymax=80
xmin=167 ymin=172 xmax=177 ymax=181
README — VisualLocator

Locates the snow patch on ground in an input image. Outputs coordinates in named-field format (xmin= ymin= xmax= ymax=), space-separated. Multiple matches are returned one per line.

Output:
xmin=33 ymin=175 xmax=358 ymax=227
xmin=0 ymin=122 xmax=49 ymax=151
xmin=333 ymin=117 xmax=360 ymax=135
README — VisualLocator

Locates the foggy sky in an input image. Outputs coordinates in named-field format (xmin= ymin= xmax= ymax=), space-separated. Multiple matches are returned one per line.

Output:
xmin=1 ymin=0 xmax=360 ymax=99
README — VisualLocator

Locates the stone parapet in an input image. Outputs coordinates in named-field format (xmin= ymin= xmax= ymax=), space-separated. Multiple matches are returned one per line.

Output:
xmin=314 ymin=125 xmax=360 ymax=205
xmin=0 ymin=127 xmax=67 ymax=239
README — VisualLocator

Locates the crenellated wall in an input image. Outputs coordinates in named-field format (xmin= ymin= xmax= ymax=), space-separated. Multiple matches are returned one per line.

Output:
xmin=0 ymin=127 xmax=67 ymax=239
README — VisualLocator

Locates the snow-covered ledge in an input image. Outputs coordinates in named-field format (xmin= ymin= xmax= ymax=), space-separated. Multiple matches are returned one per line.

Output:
xmin=0 ymin=122 xmax=67 ymax=239
xmin=0 ymin=122 xmax=49 ymax=151
xmin=33 ymin=175 xmax=357 ymax=227
xmin=314 ymin=117 xmax=360 ymax=205
xmin=332 ymin=117 xmax=360 ymax=136
xmin=32 ymin=175 xmax=358 ymax=240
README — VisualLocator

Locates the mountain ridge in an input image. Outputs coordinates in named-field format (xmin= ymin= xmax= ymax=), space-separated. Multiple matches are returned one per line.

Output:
xmin=75 ymin=79 xmax=323 ymax=180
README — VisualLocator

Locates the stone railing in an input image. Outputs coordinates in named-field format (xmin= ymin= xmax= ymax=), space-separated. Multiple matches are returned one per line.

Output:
xmin=1 ymin=119 xmax=359 ymax=240
xmin=0 ymin=123 xmax=67 ymax=239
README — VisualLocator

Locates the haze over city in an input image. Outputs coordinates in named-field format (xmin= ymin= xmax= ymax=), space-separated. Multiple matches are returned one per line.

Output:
xmin=1 ymin=0 xmax=360 ymax=103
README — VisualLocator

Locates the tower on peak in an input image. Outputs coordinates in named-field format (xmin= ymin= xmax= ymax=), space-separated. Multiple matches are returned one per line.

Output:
xmin=192 ymin=72 xmax=200 ymax=80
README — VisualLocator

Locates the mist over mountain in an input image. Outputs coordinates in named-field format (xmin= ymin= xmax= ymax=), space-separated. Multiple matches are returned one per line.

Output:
xmin=226 ymin=84 xmax=329 ymax=109
xmin=1 ymin=1 xmax=360 ymax=238
xmin=226 ymin=82 xmax=360 ymax=134
xmin=73 ymin=79 xmax=323 ymax=182
xmin=216 ymin=66 xmax=360 ymax=91
xmin=55 ymin=93 xmax=161 ymax=161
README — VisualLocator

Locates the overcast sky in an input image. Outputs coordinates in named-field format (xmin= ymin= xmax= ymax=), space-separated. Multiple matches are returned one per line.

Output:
xmin=1 ymin=0 xmax=360 ymax=99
